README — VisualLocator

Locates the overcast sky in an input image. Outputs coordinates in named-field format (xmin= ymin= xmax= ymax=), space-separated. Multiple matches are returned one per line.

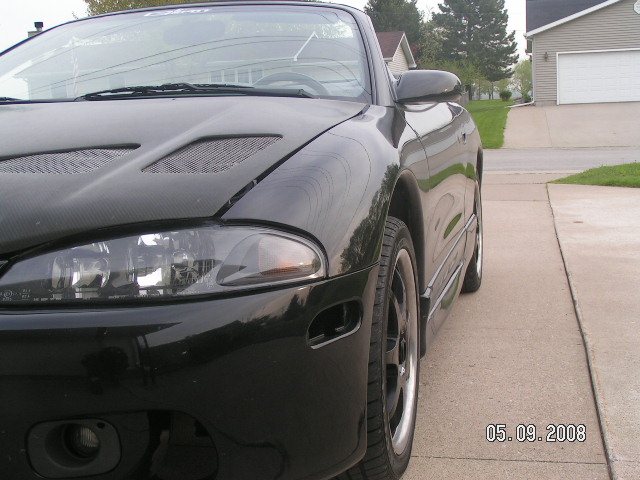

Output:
xmin=0 ymin=0 xmax=527 ymax=57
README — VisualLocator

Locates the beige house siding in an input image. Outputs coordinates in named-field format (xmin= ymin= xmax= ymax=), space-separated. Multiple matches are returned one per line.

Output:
xmin=388 ymin=47 xmax=410 ymax=75
xmin=531 ymin=0 xmax=640 ymax=105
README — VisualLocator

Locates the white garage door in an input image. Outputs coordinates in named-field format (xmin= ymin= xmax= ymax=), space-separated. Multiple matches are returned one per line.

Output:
xmin=557 ymin=50 xmax=640 ymax=104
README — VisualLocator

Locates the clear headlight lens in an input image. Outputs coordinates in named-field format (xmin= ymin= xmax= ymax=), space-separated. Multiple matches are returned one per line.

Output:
xmin=0 ymin=225 xmax=325 ymax=304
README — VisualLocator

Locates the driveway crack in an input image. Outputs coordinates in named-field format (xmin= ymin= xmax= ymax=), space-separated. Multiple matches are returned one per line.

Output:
xmin=546 ymin=183 xmax=614 ymax=480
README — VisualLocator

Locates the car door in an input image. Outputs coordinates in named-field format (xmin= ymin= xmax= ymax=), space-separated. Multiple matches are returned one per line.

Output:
xmin=403 ymin=101 xmax=469 ymax=334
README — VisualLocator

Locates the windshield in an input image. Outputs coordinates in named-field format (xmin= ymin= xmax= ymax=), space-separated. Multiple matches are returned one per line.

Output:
xmin=0 ymin=5 xmax=371 ymax=102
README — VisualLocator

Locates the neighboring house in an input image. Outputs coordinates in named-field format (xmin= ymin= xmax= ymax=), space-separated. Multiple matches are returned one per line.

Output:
xmin=375 ymin=31 xmax=416 ymax=75
xmin=526 ymin=0 xmax=640 ymax=105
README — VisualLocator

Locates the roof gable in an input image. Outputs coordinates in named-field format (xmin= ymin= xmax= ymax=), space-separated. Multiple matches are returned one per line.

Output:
xmin=376 ymin=31 xmax=405 ymax=59
xmin=375 ymin=31 xmax=416 ymax=69
xmin=526 ymin=0 xmax=625 ymax=36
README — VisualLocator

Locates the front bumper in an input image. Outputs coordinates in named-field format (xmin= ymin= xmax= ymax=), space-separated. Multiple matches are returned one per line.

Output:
xmin=0 ymin=266 xmax=377 ymax=480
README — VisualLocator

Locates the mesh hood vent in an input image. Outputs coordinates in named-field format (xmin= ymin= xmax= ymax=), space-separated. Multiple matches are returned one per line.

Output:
xmin=0 ymin=148 xmax=136 ymax=174
xmin=143 ymin=136 xmax=281 ymax=174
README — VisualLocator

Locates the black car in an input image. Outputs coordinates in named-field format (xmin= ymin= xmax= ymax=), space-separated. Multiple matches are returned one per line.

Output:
xmin=0 ymin=2 xmax=483 ymax=479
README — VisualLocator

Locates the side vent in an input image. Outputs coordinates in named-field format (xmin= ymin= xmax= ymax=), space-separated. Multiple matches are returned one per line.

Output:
xmin=308 ymin=301 xmax=361 ymax=348
xmin=142 ymin=136 xmax=280 ymax=174
xmin=0 ymin=148 xmax=136 ymax=174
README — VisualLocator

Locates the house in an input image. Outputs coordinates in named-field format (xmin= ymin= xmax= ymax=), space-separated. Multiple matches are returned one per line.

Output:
xmin=525 ymin=0 xmax=640 ymax=105
xmin=375 ymin=31 xmax=416 ymax=75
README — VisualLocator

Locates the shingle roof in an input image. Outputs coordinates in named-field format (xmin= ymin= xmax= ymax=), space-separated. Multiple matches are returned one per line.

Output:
xmin=526 ymin=0 xmax=607 ymax=31
xmin=526 ymin=0 xmax=625 ymax=36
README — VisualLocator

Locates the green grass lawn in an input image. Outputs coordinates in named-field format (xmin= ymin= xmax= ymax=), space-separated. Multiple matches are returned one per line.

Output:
xmin=467 ymin=99 xmax=513 ymax=149
xmin=551 ymin=163 xmax=640 ymax=188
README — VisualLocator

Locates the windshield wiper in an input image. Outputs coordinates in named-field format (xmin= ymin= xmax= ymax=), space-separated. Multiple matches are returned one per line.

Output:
xmin=78 ymin=83 xmax=315 ymax=100
xmin=0 ymin=97 xmax=23 ymax=102
xmin=80 ymin=82 xmax=233 ymax=98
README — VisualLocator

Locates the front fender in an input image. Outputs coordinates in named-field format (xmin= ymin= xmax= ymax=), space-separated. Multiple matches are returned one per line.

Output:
xmin=222 ymin=107 xmax=401 ymax=277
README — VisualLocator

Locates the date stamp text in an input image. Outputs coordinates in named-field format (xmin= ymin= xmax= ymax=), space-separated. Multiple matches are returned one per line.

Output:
xmin=486 ymin=424 xmax=586 ymax=443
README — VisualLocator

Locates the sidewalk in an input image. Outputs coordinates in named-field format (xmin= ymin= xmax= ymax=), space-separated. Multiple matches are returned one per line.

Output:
xmin=404 ymin=173 xmax=640 ymax=479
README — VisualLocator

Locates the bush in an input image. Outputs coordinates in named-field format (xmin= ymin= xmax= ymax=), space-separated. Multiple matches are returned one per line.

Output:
xmin=523 ymin=94 xmax=532 ymax=103
xmin=499 ymin=90 xmax=512 ymax=101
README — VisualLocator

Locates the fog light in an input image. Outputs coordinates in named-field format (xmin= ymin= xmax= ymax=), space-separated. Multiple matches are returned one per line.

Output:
xmin=64 ymin=424 xmax=101 ymax=458
xmin=28 ymin=418 xmax=120 ymax=478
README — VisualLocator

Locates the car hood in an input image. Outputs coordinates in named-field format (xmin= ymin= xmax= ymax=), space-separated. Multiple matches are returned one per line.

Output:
xmin=0 ymin=96 xmax=365 ymax=254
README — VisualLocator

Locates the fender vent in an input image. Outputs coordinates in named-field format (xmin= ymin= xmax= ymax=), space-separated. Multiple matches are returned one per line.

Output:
xmin=0 ymin=148 xmax=135 ymax=174
xmin=142 ymin=136 xmax=280 ymax=174
xmin=308 ymin=301 xmax=362 ymax=348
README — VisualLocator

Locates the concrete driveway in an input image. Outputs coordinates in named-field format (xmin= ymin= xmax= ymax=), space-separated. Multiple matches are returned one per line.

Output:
xmin=403 ymin=172 xmax=640 ymax=480
xmin=503 ymin=103 xmax=640 ymax=149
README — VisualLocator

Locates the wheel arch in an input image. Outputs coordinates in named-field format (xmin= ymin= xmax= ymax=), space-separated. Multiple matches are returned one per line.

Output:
xmin=387 ymin=171 xmax=426 ymax=295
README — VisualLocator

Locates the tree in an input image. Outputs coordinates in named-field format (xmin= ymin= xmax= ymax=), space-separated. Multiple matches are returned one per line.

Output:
xmin=83 ymin=0 xmax=196 ymax=16
xmin=364 ymin=0 xmax=425 ymax=55
xmin=428 ymin=58 xmax=483 ymax=100
xmin=478 ymin=77 xmax=495 ymax=99
xmin=430 ymin=0 xmax=518 ymax=82
xmin=511 ymin=59 xmax=532 ymax=99
xmin=418 ymin=19 xmax=444 ymax=67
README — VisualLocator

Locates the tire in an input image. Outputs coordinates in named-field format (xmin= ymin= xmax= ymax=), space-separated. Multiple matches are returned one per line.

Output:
xmin=338 ymin=217 xmax=420 ymax=480
xmin=461 ymin=185 xmax=483 ymax=293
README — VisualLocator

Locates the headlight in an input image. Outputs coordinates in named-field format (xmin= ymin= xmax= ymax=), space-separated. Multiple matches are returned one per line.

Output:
xmin=0 ymin=225 xmax=325 ymax=304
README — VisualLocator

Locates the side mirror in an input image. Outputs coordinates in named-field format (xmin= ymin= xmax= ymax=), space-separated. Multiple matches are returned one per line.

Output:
xmin=395 ymin=70 xmax=463 ymax=104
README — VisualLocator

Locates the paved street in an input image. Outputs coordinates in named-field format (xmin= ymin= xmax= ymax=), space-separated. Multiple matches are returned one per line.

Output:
xmin=484 ymin=148 xmax=640 ymax=172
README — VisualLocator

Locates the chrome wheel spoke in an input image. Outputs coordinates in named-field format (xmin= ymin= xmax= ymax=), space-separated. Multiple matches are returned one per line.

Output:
xmin=384 ymin=249 xmax=418 ymax=455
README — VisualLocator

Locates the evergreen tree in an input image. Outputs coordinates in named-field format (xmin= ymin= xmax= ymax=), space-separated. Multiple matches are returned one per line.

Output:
xmin=364 ymin=0 xmax=425 ymax=50
xmin=419 ymin=19 xmax=444 ymax=67
xmin=431 ymin=0 xmax=517 ymax=81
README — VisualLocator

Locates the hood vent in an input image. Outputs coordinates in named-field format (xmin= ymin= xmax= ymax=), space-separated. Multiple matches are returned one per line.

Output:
xmin=0 ymin=148 xmax=136 ymax=174
xmin=142 ymin=136 xmax=280 ymax=174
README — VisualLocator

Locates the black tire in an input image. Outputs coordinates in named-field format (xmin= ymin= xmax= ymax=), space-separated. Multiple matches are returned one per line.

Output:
xmin=338 ymin=217 xmax=420 ymax=480
xmin=461 ymin=184 xmax=483 ymax=293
